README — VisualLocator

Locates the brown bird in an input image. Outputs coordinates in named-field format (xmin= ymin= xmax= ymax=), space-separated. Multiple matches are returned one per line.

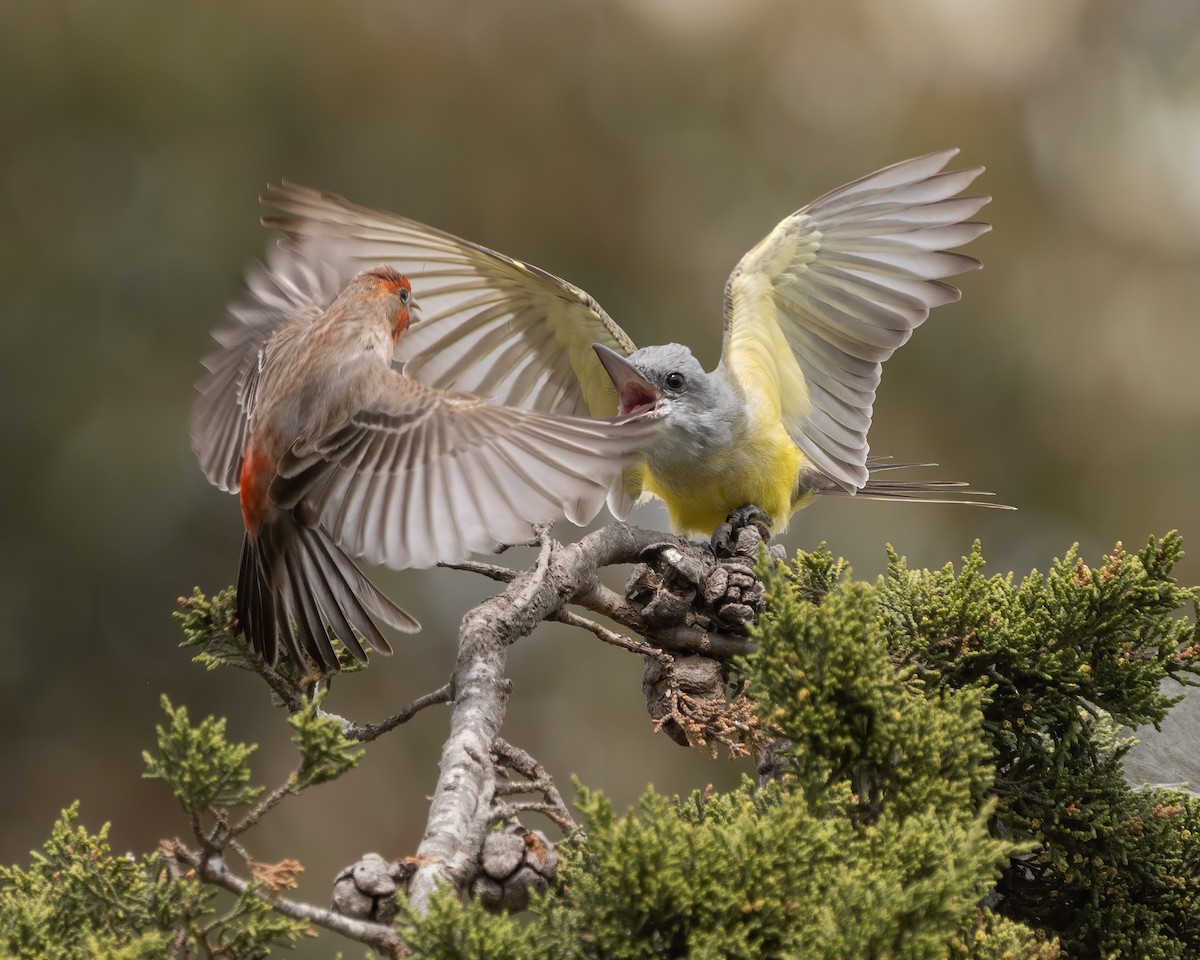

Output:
xmin=191 ymin=257 xmax=660 ymax=670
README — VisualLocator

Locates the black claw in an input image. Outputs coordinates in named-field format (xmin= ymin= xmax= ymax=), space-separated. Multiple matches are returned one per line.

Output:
xmin=709 ymin=522 xmax=734 ymax=556
xmin=726 ymin=504 xmax=773 ymax=536
xmin=710 ymin=505 xmax=774 ymax=561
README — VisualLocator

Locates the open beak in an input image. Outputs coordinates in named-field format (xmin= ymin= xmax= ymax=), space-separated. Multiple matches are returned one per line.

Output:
xmin=593 ymin=344 xmax=660 ymax=417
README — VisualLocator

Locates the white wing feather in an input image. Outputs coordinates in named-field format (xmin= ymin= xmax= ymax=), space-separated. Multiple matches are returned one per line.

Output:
xmin=271 ymin=376 xmax=660 ymax=570
xmin=262 ymin=182 xmax=636 ymax=418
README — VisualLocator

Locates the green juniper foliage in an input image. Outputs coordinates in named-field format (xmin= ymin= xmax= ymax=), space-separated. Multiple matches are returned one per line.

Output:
xmin=0 ymin=804 xmax=307 ymax=959
xmin=754 ymin=534 xmax=1200 ymax=959
xmin=142 ymin=695 xmax=264 ymax=817
xmin=0 ymin=804 xmax=199 ymax=960
xmin=2 ymin=536 xmax=1196 ymax=959
xmin=745 ymin=576 xmax=996 ymax=822
xmin=174 ymin=586 xmax=242 ymax=672
xmin=400 ymin=781 xmax=1017 ymax=960
xmin=288 ymin=693 xmax=364 ymax=790
xmin=141 ymin=690 xmax=361 ymax=821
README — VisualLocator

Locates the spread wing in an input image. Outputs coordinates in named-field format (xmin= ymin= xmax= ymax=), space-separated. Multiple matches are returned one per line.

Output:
xmin=721 ymin=149 xmax=991 ymax=492
xmin=261 ymin=182 xmax=636 ymax=418
xmin=190 ymin=253 xmax=339 ymax=492
xmin=270 ymin=373 xmax=661 ymax=570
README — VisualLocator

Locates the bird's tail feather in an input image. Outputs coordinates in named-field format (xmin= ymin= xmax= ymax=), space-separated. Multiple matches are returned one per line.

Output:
xmin=236 ymin=518 xmax=419 ymax=670
xmin=811 ymin=458 xmax=1015 ymax=509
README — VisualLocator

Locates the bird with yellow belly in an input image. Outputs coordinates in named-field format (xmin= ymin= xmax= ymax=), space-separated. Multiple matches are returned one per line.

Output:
xmin=260 ymin=149 xmax=1010 ymax=541
xmin=594 ymin=340 xmax=806 ymax=536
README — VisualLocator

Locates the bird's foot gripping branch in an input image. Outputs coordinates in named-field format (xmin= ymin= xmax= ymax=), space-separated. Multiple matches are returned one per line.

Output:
xmin=4 ymin=531 xmax=1200 ymax=959
xmin=628 ymin=517 xmax=782 ymax=753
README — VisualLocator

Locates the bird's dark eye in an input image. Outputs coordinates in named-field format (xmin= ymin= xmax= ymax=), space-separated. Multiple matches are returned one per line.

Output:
xmin=398 ymin=288 xmax=411 ymax=304
xmin=665 ymin=372 xmax=685 ymax=390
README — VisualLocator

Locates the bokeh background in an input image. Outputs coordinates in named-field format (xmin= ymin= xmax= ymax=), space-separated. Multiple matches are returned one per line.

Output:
xmin=3 ymin=0 xmax=1199 ymax=944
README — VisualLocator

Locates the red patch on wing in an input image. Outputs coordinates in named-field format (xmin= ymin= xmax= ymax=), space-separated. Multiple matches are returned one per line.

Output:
xmin=618 ymin=380 xmax=659 ymax=416
xmin=238 ymin=445 xmax=273 ymax=536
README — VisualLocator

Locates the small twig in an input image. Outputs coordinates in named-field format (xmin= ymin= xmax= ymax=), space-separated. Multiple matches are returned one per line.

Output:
xmin=165 ymin=840 xmax=406 ymax=958
xmin=437 ymin=560 xmax=517 ymax=583
xmin=227 ymin=835 xmax=252 ymax=865
xmin=436 ymin=524 xmax=550 ymax=591
xmin=491 ymin=737 xmax=577 ymax=834
xmin=347 ymin=683 xmax=455 ymax=743
xmin=495 ymin=531 xmax=544 ymax=553
xmin=552 ymin=608 xmax=673 ymax=664
xmin=241 ymin=649 xmax=307 ymax=713
xmin=493 ymin=780 xmax=540 ymax=797
xmin=489 ymin=801 xmax=574 ymax=833
xmin=187 ymin=811 xmax=205 ymax=850
xmin=490 ymin=738 xmax=554 ymax=786
xmin=513 ymin=525 xmax=555 ymax=609
xmin=230 ymin=774 xmax=298 ymax=839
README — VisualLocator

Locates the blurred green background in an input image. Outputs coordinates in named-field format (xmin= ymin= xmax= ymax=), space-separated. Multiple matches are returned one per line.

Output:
xmin=3 ymin=0 xmax=1199 ymax=937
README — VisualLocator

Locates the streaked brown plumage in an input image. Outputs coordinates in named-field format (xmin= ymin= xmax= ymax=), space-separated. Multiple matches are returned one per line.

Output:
xmin=191 ymin=261 xmax=660 ymax=669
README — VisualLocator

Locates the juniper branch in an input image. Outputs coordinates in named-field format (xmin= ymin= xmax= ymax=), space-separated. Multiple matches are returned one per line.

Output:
xmin=346 ymin=682 xmax=455 ymax=743
xmin=573 ymin=581 xmax=756 ymax=657
xmin=552 ymin=607 xmax=673 ymax=662
xmin=492 ymin=736 xmax=577 ymax=834
xmin=165 ymin=839 xmax=406 ymax=958
xmin=407 ymin=522 xmax=696 ymax=912
xmin=438 ymin=559 xmax=518 ymax=583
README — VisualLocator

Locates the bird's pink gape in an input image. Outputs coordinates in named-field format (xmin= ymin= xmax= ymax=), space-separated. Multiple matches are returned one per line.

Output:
xmin=617 ymin=380 xmax=659 ymax=418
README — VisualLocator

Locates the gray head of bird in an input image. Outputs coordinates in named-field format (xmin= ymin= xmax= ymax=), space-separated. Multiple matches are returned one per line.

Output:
xmin=592 ymin=342 xmax=739 ymax=448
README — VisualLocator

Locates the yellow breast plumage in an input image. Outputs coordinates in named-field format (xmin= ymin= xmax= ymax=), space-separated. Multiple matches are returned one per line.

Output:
xmin=640 ymin=414 xmax=803 ymax=536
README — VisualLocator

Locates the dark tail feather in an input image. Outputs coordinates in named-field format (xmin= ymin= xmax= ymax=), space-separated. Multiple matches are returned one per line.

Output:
xmin=303 ymin=528 xmax=418 ymax=636
xmin=235 ymin=519 xmax=420 ymax=671
xmin=810 ymin=458 xmax=1015 ymax=510
xmin=283 ymin=546 xmax=339 ymax=667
